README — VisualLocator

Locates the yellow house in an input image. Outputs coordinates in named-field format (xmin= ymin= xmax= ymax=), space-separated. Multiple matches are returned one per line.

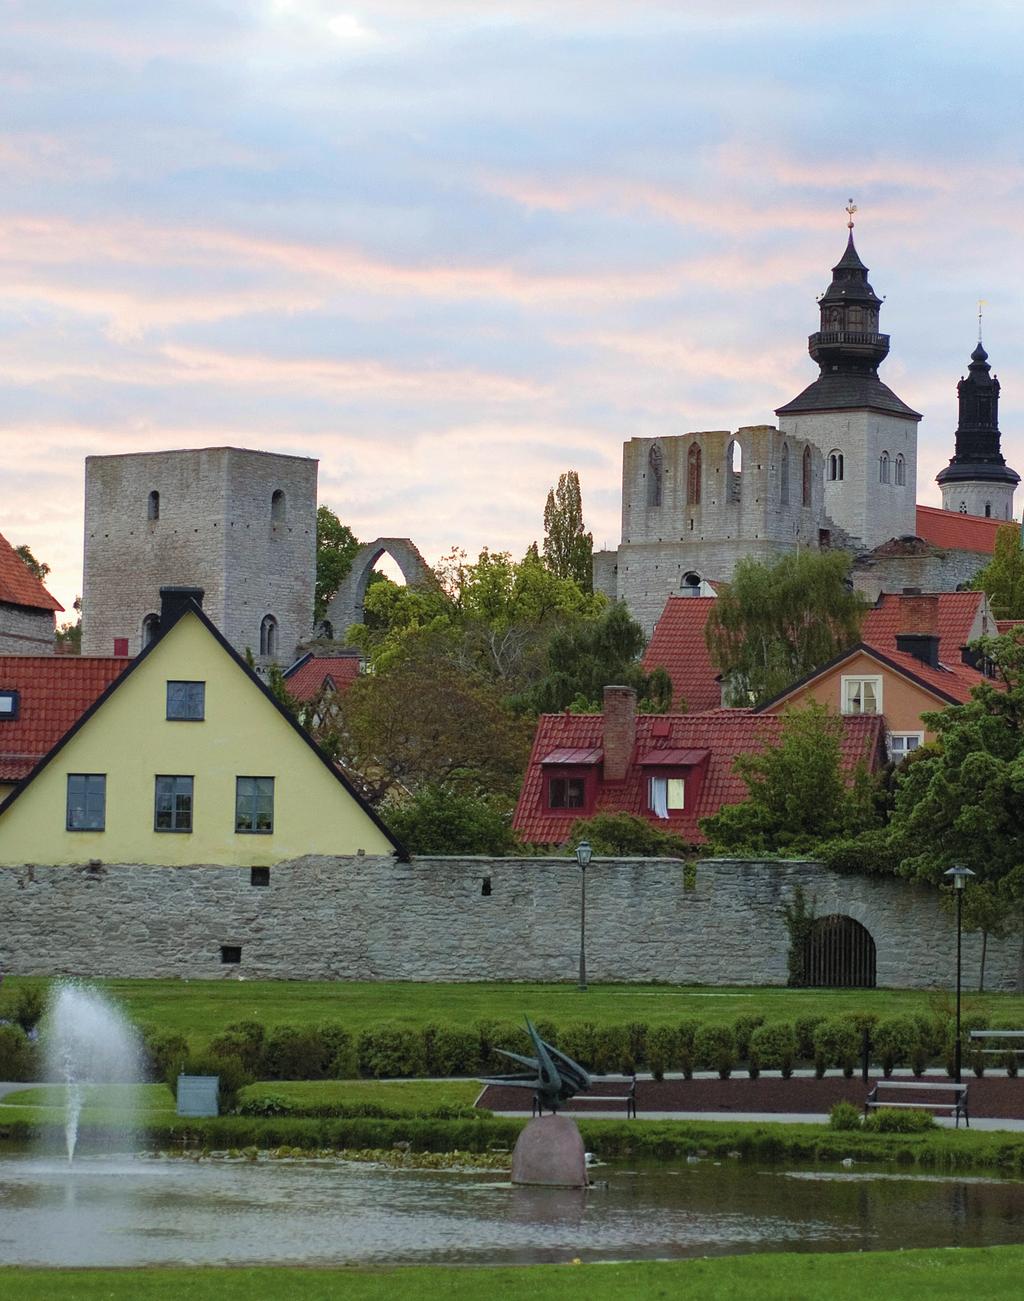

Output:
xmin=0 ymin=588 xmax=402 ymax=866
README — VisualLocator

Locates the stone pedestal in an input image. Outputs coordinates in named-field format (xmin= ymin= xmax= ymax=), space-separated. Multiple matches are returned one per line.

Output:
xmin=511 ymin=1114 xmax=587 ymax=1188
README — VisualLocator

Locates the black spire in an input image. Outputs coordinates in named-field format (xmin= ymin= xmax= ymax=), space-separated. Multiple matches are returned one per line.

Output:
xmin=936 ymin=340 xmax=1019 ymax=487
xmin=776 ymin=220 xmax=920 ymax=419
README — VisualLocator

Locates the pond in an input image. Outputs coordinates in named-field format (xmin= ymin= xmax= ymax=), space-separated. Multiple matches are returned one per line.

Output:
xmin=3 ymin=1154 xmax=1024 ymax=1268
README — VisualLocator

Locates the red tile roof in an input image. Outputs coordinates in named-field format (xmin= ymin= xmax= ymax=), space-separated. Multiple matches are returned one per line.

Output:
xmin=0 ymin=533 xmax=63 ymax=613
xmin=642 ymin=597 xmax=721 ymax=712
xmin=0 ymin=656 xmax=128 ymax=781
xmin=997 ymin=620 xmax=1023 ymax=636
xmin=873 ymin=646 xmax=984 ymax=704
xmin=513 ymin=709 xmax=885 ymax=846
xmin=862 ymin=591 xmax=986 ymax=656
xmin=283 ymin=652 xmax=361 ymax=701
xmin=915 ymin=505 xmax=1008 ymax=555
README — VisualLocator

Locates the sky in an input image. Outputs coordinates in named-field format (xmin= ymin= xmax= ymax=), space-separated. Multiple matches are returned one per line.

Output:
xmin=3 ymin=0 xmax=1024 ymax=614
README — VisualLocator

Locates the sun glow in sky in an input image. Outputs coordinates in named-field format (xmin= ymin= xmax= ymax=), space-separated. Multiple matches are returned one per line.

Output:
xmin=3 ymin=1 xmax=1024 ymax=612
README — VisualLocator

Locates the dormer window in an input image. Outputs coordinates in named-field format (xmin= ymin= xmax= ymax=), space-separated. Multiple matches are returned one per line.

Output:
xmin=649 ymin=776 xmax=685 ymax=819
xmin=0 ymin=689 xmax=19 ymax=720
xmin=548 ymin=776 xmax=586 ymax=809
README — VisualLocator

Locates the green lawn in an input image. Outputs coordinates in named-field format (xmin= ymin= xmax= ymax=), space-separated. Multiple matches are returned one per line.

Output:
xmin=5 ymin=1247 xmax=1024 ymax=1299
xmin=0 ymin=1083 xmax=178 ymax=1127
xmin=5 ymin=976 xmax=1021 ymax=1048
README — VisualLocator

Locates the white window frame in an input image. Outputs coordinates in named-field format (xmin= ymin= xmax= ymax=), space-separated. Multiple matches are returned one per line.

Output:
xmin=841 ymin=674 xmax=883 ymax=715
xmin=648 ymin=775 xmax=685 ymax=819
xmin=888 ymin=731 xmax=924 ymax=762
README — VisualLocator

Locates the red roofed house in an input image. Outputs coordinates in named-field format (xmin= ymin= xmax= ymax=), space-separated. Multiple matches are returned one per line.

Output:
xmin=0 ymin=532 xmax=63 ymax=655
xmin=756 ymin=592 xmax=994 ymax=760
xmin=0 ymin=655 xmax=129 ymax=798
xmin=642 ymin=596 xmax=721 ymax=713
xmin=513 ymin=684 xmax=885 ymax=847
xmin=283 ymin=650 xmax=361 ymax=703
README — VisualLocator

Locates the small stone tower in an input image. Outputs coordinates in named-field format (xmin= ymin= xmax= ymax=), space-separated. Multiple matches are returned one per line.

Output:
xmin=81 ymin=447 xmax=317 ymax=664
xmin=936 ymin=340 xmax=1019 ymax=520
xmin=776 ymin=216 xmax=920 ymax=548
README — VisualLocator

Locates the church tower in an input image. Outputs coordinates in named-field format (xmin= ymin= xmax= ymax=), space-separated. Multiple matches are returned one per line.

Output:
xmin=936 ymin=339 xmax=1018 ymax=520
xmin=776 ymin=206 xmax=920 ymax=549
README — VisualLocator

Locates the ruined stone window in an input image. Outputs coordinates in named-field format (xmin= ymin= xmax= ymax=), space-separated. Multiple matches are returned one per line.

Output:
xmin=147 ymin=490 xmax=160 ymax=521
xmin=726 ymin=440 xmax=741 ymax=504
xmin=220 ymin=945 xmax=242 ymax=964
xmin=481 ymin=877 xmax=492 ymax=896
xmin=827 ymin=451 xmax=844 ymax=482
xmin=646 ymin=443 xmax=663 ymax=507
xmin=271 ymin=488 xmax=286 ymax=522
xmin=260 ymin=614 xmax=278 ymax=657
xmin=250 ymin=866 xmax=270 ymax=887
xmin=780 ymin=443 xmax=790 ymax=506
xmin=66 ymin=773 xmax=106 ymax=831
xmin=142 ymin=613 xmax=161 ymax=647
xmin=236 ymin=776 xmax=274 ymax=834
xmin=686 ymin=442 xmax=702 ymax=505
xmin=154 ymin=775 xmax=194 ymax=833
xmin=985 ymin=502 xmax=992 ymax=518
xmin=894 ymin=454 xmax=906 ymax=487
xmin=681 ymin=571 xmax=701 ymax=595
xmin=879 ymin=452 xmax=890 ymax=484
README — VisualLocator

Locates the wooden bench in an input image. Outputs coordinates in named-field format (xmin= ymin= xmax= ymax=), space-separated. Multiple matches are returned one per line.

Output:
xmin=865 ymin=1080 xmax=969 ymax=1128
xmin=541 ymin=1075 xmax=638 ymax=1119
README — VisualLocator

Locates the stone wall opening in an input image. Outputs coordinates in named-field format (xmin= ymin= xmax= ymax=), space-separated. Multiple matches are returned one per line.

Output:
xmin=803 ymin=914 xmax=876 ymax=988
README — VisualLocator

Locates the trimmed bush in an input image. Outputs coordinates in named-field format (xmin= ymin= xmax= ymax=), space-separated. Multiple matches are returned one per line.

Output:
xmin=749 ymin=1023 xmax=798 ymax=1078
xmin=646 ymin=1026 xmax=680 ymax=1081
xmin=865 ymin=1107 xmax=936 ymax=1133
xmin=813 ymin=1018 xmax=859 ymax=1078
xmin=261 ymin=1025 xmax=353 ymax=1081
xmin=873 ymin=1016 xmax=922 ymax=1078
xmin=422 ymin=1024 xmax=480 ymax=1077
xmin=732 ymin=1014 xmax=765 ymax=1063
xmin=557 ymin=1023 xmax=602 ymax=1073
xmin=356 ymin=1025 xmax=427 ymax=1079
xmin=208 ymin=1020 xmax=266 ymax=1075
xmin=829 ymin=1100 xmax=862 ymax=1131
xmin=11 ymin=986 xmax=46 ymax=1033
xmin=142 ymin=1029 xmax=189 ymax=1082
xmin=944 ymin=1013 xmax=989 ymax=1079
xmin=694 ymin=1024 xmax=735 ymax=1079
xmin=590 ymin=1026 xmax=634 ymax=1075
xmin=677 ymin=1019 xmax=700 ymax=1080
xmin=795 ymin=1015 xmax=826 ymax=1061
xmin=0 ymin=1024 xmax=36 ymax=1081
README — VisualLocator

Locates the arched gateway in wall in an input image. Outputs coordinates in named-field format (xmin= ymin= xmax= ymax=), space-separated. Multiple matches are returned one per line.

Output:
xmin=325 ymin=537 xmax=430 ymax=640
xmin=802 ymin=914 xmax=877 ymax=988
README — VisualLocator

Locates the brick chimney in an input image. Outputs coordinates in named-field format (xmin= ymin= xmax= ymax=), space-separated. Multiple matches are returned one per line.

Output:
xmin=894 ymin=594 xmax=940 ymax=668
xmin=602 ymin=685 xmax=637 ymax=782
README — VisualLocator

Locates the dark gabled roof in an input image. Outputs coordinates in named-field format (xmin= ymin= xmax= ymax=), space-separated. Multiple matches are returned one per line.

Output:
xmin=776 ymin=372 xmax=921 ymax=419
xmin=0 ymin=597 xmax=406 ymax=859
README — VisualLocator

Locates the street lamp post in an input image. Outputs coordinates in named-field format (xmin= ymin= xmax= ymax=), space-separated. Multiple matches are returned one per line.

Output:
xmin=575 ymin=840 xmax=592 ymax=992
xmin=944 ymin=865 xmax=976 ymax=1083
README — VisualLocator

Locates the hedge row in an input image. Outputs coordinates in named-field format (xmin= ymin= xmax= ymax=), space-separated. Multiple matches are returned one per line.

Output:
xmin=137 ymin=1010 xmax=1017 ymax=1087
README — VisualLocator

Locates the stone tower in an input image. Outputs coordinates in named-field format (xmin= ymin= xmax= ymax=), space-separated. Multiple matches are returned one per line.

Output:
xmin=776 ymin=224 xmax=920 ymax=548
xmin=81 ymin=447 xmax=317 ymax=664
xmin=936 ymin=340 xmax=1019 ymax=520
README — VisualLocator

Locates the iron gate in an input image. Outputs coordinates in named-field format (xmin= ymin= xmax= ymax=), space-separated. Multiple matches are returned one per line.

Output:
xmin=803 ymin=914 xmax=876 ymax=988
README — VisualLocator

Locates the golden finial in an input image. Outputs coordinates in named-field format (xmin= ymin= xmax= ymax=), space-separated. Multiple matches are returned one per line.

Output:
xmin=845 ymin=198 xmax=857 ymax=231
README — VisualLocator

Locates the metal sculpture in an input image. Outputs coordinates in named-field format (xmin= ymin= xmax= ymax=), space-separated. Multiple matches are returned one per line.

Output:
xmin=481 ymin=1018 xmax=591 ymax=1115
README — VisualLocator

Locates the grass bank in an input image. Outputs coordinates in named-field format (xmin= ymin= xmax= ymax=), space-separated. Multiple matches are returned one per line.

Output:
xmin=5 ymin=1246 xmax=1024 ymax=1299
xmin=5 ymin=976 xmax=1023 ymax=1047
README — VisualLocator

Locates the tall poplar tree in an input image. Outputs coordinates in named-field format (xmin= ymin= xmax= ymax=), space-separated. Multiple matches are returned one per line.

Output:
xmin=542 ymin=470 xmax=593 ymax=592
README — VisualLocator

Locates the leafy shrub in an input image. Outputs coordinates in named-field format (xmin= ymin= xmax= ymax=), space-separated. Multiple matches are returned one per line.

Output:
xmin=795 ymin=1015 xmax=825 ymax=1061
xmin=864 ymin=1107 xmax=936 ymax=1133
xmin=208 ymin=1020 xmax=266 ymax=1075
xmin=873 ymin=1017 xmax=922 ymax=1078
xmin=624 ymin=1022 xmax=647 ymax=1071
xmin=556 ymin=1023 xmax=601 ymax=1073
xmin=475 ymin=1020 xmax=531 ymax=1074
xmin=422 ymin=1024 xmax=480 ymax=1076
xmin=381 ymin=784 xmax=517 ymax=856
xmin=169 ymin=1053 xmax=252 ymax=1111
xmin=694 ymin=1024 xmax=735 ymax=1079
xmin=646 ymin=1026 xmax=680 ymax=1081
xmin=843 ymin=1010 xmax=879 ymax=1036
xmin=590 ymin=1025 xmax=634 ymax=1075
xmin=732 ymin=1014 xmax=765 ymax=1063
xmin=261 ymin=1025 xmax=355 ymax=1081
xmin=749 ymin=1023 xmax=798 ymax=1078
xmin=237 ymin=1092 xmax=297 ymax=1117
xmin=944 ymin=1013 xmax=989 ymax=1079
xmin=829 ymin=1100 xmax=862 ymax=1131
xmin=676 ymin=1019 xmax=700 ymax=1079
xmin=566 ymin=812 xmax=690 ymax=858
xmin=0 ymin=1024 xmax=36 ymax=1081
xmin=357 ymin=1025 xmax=427 ymax=1079
xmin=142 ymin=1029 xmax=189 ymax=1082
xmin=10 ymin=986 xmax=46 ymax=1033
xmin=813 ymin=1018 xmax=860 ymax=1078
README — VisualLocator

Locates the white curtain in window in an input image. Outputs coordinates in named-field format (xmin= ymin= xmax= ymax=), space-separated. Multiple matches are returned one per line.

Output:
xmin=649 ymin=777 xmax=669 ymax=819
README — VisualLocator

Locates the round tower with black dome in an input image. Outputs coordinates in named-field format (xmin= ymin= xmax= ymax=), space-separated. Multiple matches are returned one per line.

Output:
xmin=936 ymin=339 xmax=1019 ymax=521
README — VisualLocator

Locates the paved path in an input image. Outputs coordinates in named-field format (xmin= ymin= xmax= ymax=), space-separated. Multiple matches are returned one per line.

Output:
xmin=490 ymin=1108 xmax=1024 ymax=1130
xmin=0 ymin=1083 xmax=29 ymax=1101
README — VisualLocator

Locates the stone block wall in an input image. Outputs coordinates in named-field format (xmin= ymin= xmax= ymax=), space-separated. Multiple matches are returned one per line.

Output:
xmin=0 ymin=855 xmax=1017 ymax=990
xmin=0 ymin=603 xmax=55 ymax=654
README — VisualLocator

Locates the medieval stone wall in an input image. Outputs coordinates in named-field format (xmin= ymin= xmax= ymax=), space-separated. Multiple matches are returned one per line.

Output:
xmin=852 ymin=548 xmax=988 ymax=604
xmin=0 ymin=854 xmax=1016 ymax=990
xmin=0 ymin=603 xmax=55 ymax=654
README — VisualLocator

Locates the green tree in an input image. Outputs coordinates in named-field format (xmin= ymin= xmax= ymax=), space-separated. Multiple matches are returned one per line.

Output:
xmin=564 ymin=812 xmax=690 ymax=857
xmin=699 ymin=702 xmax=880 ymax=854
xmin=315 ymin=506 xmax=359 ymax=625
xmin=382 ymin=784 xmax=517 ymax=855
xmin=527 ymin=601 xmax=671 ymax=714
xmin=543 ymin=470 xmax=593 ymax=592
xmin=968 ymin=522 xmax=1024 ymax=620
xmin=705 ymin=550 xmax=867 ymax=706
xmin=14 ymin=544 xmax=49 ymax=582
xmin=55 ymin=596 xmax=83 ymax=653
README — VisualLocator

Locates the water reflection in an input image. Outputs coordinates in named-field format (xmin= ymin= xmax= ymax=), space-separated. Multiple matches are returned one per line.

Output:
xmin=0 ymin=1155 xmax=1023 ymax=1268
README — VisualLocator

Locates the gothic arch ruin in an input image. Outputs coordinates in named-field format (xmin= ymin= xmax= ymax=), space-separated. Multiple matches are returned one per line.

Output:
xmin=325 ymin=537 xmax=430 ymax=639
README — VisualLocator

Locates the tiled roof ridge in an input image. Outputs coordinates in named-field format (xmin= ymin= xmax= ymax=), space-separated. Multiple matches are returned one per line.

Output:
xmin=0 ymin=533 xmax=64 ymax=613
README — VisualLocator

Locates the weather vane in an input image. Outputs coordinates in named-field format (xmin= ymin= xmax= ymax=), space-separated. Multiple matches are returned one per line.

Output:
xmin=978 ymin=298 xmax=986 ymax=345
xmin=845 ymin=198 xmax=857 ymax=231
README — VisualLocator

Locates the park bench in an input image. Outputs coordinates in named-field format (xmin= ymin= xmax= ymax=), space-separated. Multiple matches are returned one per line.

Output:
xmin=969 ymin=1029 xmax=1024 ymax=1062
xmin=538 ymin=1074 xmax=638 ymax=1119
xmin=865 ymin=1080 xmax=969 ymax=1128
